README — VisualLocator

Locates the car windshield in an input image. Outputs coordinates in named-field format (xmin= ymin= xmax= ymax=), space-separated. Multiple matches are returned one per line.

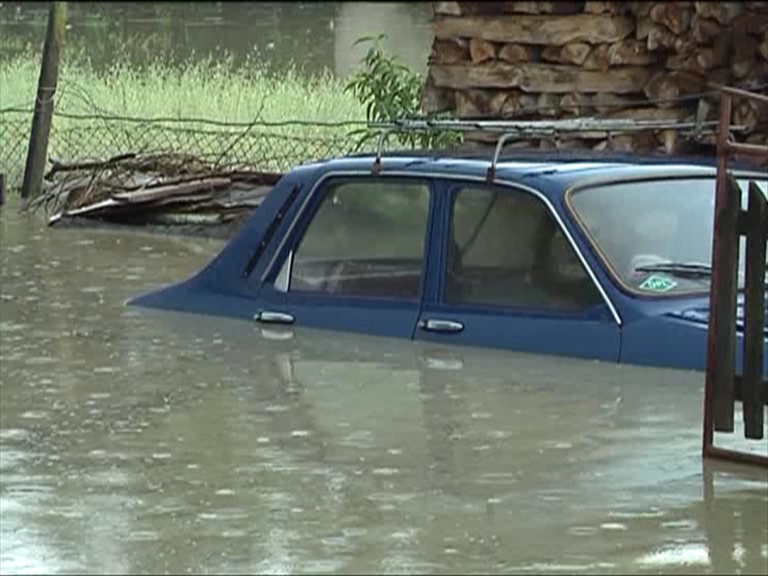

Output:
xmin=568 ymin=175 xmax=768 ymax=296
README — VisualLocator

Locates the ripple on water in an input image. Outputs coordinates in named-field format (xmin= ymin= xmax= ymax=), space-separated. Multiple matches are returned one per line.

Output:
xmin=599 ymin=522 xmax=628 ymax=531
xmin=93 ymin=367 xmax=117 ymax=374
xmin=23 ymin=357 xmax=55 ymax=366
xmin=371 ymin=467 xmax=399 ymax=476
xmin=0 ymin=428 xmax=34 ymax=442
xmin=660 ymin=519 xmax=698 ymax=530
xmin=126 ymin=531 xmax=159 ymax=542
xmin=300 ymin=559 xmax=346 ymax=573
xmin=607 ymin=508 xmax=666 ymax=519
xmin=0 ymin=321 xmax=28 ymax=332
xmin=20 ymin=411 xmax=50 ymax=419
xmin=0 ymin=448 xmax=32 ymax=471
xmin=47 ymin=507 xmax=86 ymax=519
xmin=367 ymin=492 xmax=415 ymax=503
xmin=264 ymin=404 xmax=290 ymax=413
xmin=339 ymin=430 xmax=375 ymax=449
xmin=635 ymin=543 xmax=711 ymax=568
xmin=512 ymin=562 xmax=617 ymax=573
xmin=476 ymin=471 xmax=519 ymax=486
xmin=341 ymin=527 xmax=367 ymax=538
xmin=568 ymin=526 xmax=599 ymax=536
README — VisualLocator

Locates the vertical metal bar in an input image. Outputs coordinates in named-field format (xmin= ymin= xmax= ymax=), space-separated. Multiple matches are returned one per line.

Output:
xmin=714 ymin=171 xmax=741 ymax=432
xmin=486 ymin=132 xmax=517 ymax=183
xmin=703 ymin=92 xmax=733 ymax=454
xmin=372 ymin=128 xmax=394 ymax=174
xmin=742 ymin=181 xmax=767 ymax=439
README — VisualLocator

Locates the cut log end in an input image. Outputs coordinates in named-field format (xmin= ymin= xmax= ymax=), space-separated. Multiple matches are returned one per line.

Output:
xmin=469 ymin=38 xmax=498 ymax=63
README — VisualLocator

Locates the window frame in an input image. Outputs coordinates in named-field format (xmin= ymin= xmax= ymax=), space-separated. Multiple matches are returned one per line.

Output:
xmin=435 ymin=180 xmax=620 ymax=322
xmin=257 ymin=170 xmax=621 ymax=328
xmin=263 ymin=174 xmax=438 ymax=304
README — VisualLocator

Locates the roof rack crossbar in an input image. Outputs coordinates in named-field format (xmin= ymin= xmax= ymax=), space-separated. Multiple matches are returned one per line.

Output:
xmin=369 ymin=118 xmax=742 ymax=134
xmin=367 ymin=117 xmax=747 ymax=176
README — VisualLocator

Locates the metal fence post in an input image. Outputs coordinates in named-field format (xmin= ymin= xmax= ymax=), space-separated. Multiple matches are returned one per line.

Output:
xmin=21 ymin=2 xmax=67 ymax=200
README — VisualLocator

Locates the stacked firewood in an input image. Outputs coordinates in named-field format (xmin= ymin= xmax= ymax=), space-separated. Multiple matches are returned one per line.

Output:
xmin=423 ymin=1 xmax=768 ymax=155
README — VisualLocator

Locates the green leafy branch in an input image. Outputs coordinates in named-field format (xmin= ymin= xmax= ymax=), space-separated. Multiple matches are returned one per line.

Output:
xmin=344 ymin=34 xmax=460 ymax=152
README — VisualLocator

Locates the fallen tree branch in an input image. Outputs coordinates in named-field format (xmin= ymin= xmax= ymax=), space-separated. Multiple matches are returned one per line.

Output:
xmin=44 ymin=152 xmax=137 ymax=180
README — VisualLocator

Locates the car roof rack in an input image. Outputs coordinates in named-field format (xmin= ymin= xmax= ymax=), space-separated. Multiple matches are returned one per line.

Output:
xmin=368 ymin=117 xmax=745 ymax=183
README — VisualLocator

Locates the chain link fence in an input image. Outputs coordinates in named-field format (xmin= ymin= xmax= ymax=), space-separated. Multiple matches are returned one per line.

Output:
xmin=0 ymin=108 xmax=378 ymax=193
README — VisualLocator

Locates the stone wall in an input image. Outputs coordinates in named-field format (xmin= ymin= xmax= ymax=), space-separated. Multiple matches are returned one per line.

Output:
xmin=423 ymin=1 xmax=768 ymax=154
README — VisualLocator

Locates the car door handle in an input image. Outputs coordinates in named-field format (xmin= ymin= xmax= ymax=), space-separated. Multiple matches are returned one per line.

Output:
xmin=255 ymin=310 xmax=295 ymax=325
xmin=419 ymin=318 xmax=464 ymax=333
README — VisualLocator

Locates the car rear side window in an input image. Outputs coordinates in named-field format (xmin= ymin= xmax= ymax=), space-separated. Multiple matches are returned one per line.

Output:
xmin=287 ymin=179 xmax=430 ymax=299
xmin=446 ymin=186 xmax=602 ymax=311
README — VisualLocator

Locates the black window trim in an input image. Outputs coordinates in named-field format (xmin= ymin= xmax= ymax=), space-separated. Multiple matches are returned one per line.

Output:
xmin=260 ymin=170 xmax=622 ymax=327
xmin=242 ymin=183 xmax=302 ymax=278
xmin=265 ymin=174 xmax=435 ymax=301
xmin=441 ymin=181 xmax=607 ymax=316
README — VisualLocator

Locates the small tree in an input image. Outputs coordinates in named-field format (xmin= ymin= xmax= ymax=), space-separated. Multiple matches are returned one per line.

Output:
xmin=344 ymin=34 xmax=460 ymax=151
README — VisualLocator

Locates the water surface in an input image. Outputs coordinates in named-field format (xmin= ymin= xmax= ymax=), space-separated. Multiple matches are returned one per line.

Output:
xmin=1 ymin=201 xmax=767 ymax=574
xmin=0 ymin=2 xmax=433 ymax=77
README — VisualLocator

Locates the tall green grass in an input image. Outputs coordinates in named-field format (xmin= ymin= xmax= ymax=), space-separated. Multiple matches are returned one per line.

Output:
xmin=0 ymin=50 xmax=367 ymax=188
xmin=1 ymin=50 xmax=365 ymax=122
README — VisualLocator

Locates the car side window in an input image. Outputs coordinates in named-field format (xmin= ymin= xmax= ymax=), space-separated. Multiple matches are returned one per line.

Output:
xmin=446 ymin=186 xmax=602 ymax=311
xmin=285 ymin=179 xmax=431 ymax=299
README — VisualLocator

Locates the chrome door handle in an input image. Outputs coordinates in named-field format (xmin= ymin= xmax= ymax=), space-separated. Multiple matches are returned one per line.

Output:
xmin=255 ymin=310 xmax=295 ymax=325
xmin=419 ymin=318 xmax=464 ymax=333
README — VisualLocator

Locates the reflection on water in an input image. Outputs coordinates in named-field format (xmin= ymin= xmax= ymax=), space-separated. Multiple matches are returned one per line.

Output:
xmin=1 ymin=200 xmax=767 ymax=574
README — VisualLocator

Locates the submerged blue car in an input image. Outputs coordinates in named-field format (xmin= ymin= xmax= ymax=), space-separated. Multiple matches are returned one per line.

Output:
xmin=130 ymin=150 xmax=768 ymax=374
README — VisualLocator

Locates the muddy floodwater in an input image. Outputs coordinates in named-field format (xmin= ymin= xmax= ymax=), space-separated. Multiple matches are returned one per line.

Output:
xmin=1 ymin=201 xmax=767 ymax=575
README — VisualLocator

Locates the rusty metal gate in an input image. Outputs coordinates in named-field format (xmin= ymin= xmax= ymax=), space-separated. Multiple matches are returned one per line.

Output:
xmin=703 ymin=86 xmax=768 ymax=467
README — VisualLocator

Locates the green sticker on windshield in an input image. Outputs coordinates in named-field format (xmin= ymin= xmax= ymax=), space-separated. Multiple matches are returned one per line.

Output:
xmin=639 ymin=275 xmax=677 ymax=293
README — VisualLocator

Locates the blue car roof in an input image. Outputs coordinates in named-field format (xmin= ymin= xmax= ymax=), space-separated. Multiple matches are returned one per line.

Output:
xmin=298 ymin=149 xmax=765 ymax=198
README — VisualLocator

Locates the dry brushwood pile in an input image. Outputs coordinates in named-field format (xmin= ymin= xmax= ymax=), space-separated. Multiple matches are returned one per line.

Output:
xmin=424 ymin=1 xmax=768 ymax=155
xmin=29 ymin=153 xmax=282 ymax=235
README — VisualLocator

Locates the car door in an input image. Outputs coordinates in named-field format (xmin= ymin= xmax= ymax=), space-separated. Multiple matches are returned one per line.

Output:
xmin=414 ymin=181 xmax=622 ymax=362
xmin=253 ymin=175 xmax=436 ymax=339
